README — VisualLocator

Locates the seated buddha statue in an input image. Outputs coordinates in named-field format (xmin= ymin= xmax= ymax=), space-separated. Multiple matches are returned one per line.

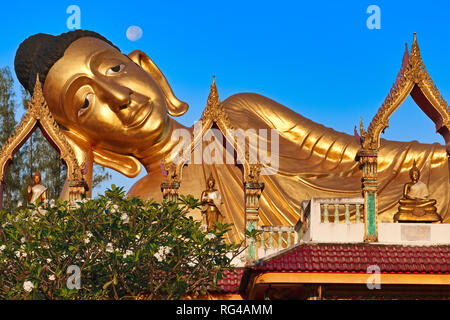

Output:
xmin=13 ymin=30 xmax=449 ymax=241
xmin=394 ymin=160 xmax=442 ymax=223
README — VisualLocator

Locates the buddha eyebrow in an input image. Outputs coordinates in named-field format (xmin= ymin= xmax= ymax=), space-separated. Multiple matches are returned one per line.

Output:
xmin=89 ymin=48 xmax=129 ymax=71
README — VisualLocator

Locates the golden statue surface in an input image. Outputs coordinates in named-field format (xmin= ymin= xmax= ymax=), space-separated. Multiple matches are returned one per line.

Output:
xmin=201 ymin=174 xmax=223 ymax=231
xmin=13 ymin=30 xmax=450 ymax=242
xmin=394 ymin=161 xmax=442 ymax=223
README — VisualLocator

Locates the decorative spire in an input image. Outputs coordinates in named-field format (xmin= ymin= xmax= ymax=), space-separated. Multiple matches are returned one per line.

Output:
xmin=207 ymin=75 xmax=220 ymax=108
xmin=201 ymin=76 xmax=232 ymax=128
xmin=409 ymin=32 xmax=422 ymax=68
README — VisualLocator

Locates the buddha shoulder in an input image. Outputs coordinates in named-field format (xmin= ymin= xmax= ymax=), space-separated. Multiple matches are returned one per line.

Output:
xmin=222 ymin=92 xmax=312 ymax=130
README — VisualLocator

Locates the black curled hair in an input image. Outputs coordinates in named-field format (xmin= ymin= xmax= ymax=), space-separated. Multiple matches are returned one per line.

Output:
xmin=14 ymin=30 xmax=120 ymax=94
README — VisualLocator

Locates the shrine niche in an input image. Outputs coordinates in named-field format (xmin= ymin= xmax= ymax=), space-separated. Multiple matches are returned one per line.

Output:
xmin=357 ymin=34 xmax=450 ymax=241
xmin=161 ymin=77 xmax=265 ymax=262
xmin=0 ymin=76 xmax=86 ymax=208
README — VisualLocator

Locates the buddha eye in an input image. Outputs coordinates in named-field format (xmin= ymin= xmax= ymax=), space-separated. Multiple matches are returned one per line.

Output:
xmin=106 ymin=64 xmax=125 ymax=75
xmin=78 ymin=93 xmax=93 ymax=117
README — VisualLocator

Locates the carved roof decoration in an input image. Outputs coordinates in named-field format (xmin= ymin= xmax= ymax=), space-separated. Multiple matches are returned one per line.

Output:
xmin=360 ymin=33 xmax=450 ymax=152
xmin=166 ymin=76 xmax=259 ymax=183
xmin=0 ymin=75 xmax=83 ymax=183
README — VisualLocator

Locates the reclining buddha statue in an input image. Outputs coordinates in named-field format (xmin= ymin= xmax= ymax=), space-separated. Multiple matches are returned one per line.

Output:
xmin=13 ymin=30 xmax=450 ymax=242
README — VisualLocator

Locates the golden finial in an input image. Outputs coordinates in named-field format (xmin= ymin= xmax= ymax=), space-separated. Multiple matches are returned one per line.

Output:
xmin=359 ymin=117 xmax=367 ymax=138
xmin=409 ymin=32 xmax=422 ymax=68
xmin=207 ymin=75 xmax=220 ymax=107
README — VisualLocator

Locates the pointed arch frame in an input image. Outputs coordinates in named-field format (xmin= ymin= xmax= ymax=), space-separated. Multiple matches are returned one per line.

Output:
xmin=0 ymin=76 xmax=83 ymax=204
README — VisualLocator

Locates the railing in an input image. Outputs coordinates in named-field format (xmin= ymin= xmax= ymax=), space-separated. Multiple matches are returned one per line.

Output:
xmin=320 ymin=200 xmax=364 ymax=223
xmin=303 ymin=197 xmax=365 ymax=243
xmin=256 ymin=225 xmax=299 ymax=258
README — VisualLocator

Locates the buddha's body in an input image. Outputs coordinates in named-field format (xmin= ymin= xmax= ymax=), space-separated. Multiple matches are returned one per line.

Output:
xmin=129 ymin=92 xmax=450 ymax=241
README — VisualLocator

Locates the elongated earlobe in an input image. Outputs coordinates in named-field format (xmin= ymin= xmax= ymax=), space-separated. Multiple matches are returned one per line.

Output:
xmin=63 ymin=129 xmax=142 ymax=178
xmin=128 ymin=50 xmax=188 ymax=117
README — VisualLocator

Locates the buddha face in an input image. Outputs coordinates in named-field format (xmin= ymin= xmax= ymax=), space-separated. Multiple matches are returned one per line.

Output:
xmin=43 ymin=37 xmax=169 ymax=155
xmin=33 ymin=173 xmax=41 ymax=185
xmin=410 ymin=169 xmax=420 ymax=182
xmin=207 ymin=178 xmax=215 ymax=189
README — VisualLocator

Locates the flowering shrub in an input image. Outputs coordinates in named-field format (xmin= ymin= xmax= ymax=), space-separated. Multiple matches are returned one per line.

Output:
xmin=0 ymin=185 xmax=241 ymax=300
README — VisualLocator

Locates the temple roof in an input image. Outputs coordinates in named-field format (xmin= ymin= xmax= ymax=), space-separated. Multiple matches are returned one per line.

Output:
xmin=250 ymin=243 xmax=450 ymax=274
xmin=215 ymin=268 xmax=245 ymax=293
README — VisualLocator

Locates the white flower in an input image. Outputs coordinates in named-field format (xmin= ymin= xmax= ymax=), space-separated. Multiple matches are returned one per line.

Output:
xmin=49 ymin=199 xmax=56 ymax=208
xmin=105 ymin=243 xmax=114 ymax=253
xmin=46 ymin=258 xmax=52 ymax=263
xmin=15 ymin=251 xmax=21 ymax=258
xmin=205 ymin=233 xmax=216 ymax=241
xmin=17 ymin=201 xmax=22 ymax=207
xmin=23 ymin=281 xmax=34 ymax=292
xmin=0 ymin=245 xmax=5 ymax=252
xmin=160 ymin=246 xmax=171 ymax=255
xmin=110 ymin=204 xmax=119 ymax=214
xmin=153 ymin=252 xmax=163 ymax=262
xmin=84 ymin=231 xmax=93 ymax=244
xmin=120 ymin=212 xmax=129 ymax=224
xmin=123 ymin=249 xmax=133 ymax=258
xmin=48 ymin=275 xmax=56 ymax=281
xmin=154 ymin=246 xmax=171 ymax=262
xmin=20 ymin=237 xmax=26 ymax=243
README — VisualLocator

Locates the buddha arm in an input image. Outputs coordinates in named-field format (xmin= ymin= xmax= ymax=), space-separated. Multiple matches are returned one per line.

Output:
xmin=403 ymin=183 xmax=413 ymax=199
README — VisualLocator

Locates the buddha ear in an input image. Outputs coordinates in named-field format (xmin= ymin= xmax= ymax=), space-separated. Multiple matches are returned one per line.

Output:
xmin=63 ymin=129 xmax=142 ymax=178
xmin=128 ymin=50 xmax=189 ymax=117
xmin=92 ymin=148 xmax=141 ymax=178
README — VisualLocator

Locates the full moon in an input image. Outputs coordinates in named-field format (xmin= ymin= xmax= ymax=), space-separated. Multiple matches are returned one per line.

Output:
xmin=126 ymin=26 xmax=143 ymax=41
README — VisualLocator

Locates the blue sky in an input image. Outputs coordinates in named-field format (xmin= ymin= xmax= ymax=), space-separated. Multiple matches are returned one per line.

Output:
xmin=1 ymin=0 xmax=449 ymax=196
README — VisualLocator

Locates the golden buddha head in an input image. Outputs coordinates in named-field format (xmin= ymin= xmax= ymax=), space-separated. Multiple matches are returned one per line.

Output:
xmin=409 ymin=160 xmax=420 ymax=182
xmin=207 ymin=173 xmax=216 ymax=189
xmin=33 ymin=169 xmax=41 ymax=185
xmin=15 ymin=30 xmax=188 ymax=176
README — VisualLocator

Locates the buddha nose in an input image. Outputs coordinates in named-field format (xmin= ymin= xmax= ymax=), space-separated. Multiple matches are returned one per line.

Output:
xmin=96 ymin=80 xmax=132 ymax=113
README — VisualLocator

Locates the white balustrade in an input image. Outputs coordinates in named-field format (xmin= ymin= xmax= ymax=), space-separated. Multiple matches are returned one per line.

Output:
xmin=256 ymin=225 xmax=299 ymax=258
xmin=302 ymin=197 xmax=365 ymax=243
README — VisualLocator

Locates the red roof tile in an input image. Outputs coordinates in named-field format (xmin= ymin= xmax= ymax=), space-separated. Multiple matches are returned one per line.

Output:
xmin=253 ymin=243 xmax=450 ymax=274
xmin=215 ymin=268 xmax=244 ymax=293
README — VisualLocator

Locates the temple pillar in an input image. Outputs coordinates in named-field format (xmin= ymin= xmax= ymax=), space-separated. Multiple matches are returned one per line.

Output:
xmin=68 ymin=179 xmax=89 ymax=202
xmin=244 ymin=164 xmax=265 ymax=263
xmin=356 ymin=149 xmax=378 ymax=242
